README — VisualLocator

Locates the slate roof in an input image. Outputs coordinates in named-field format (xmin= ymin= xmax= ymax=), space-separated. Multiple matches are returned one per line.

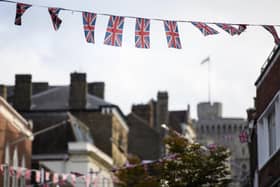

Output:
xmin=31 ymin=86 xmax=113 ymax=110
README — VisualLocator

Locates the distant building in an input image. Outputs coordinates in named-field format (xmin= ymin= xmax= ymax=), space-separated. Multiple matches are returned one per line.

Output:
xmin=3 ymin=72 xmax=128 ymax=168
xmin=249 ymin=45 xmax=280 ymax=187
xmin=127 ymin=91 xmax=193 ymax=160
xmin=194 ymin=102 xmax=249 ymax=187
xmin=0 ymin=96 xmax=32 ymax=186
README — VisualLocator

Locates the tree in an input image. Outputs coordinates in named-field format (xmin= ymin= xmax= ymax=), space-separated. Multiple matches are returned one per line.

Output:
xmin=161 ymin=131 xmax=231 ymax=187
xmin=115 ymin=131 xmax=231 ymax=187
xmin=114 ymin=155 xmax=161 ymax=187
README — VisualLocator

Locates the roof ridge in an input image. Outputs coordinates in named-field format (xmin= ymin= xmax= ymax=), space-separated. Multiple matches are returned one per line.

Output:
xmin=32 ymin=86 xmax=66 ymax=98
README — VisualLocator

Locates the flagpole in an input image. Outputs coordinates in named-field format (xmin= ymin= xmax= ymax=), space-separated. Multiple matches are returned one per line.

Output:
xmin=201 ymin=56 xmax=211 ymax=104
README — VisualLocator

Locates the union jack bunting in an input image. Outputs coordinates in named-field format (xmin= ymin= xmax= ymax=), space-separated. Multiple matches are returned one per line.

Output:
xmin=263 ymin=25 xmax=280 ymax=45
xmin=14 ymin=3 xmax=31 ymax=26
xmin=35 ymin=170 xmax=41 ymax=183
xmin=82 ymin=12 xmax=97 ymax=43
xmin=216 ymin=23 xmax=239 ymax=35
xmin=0 ymin=165 xmax=3 ymax=174
xmin=239 ymin=130 xmax=248 ymax=143
xmin=48 ymin=8 xmax=62 ymax=31
xmin=191 ymin=22 xmax=219 ymax=36
xmin=135 ymin=18 xmax=150 ymax=48
xmin=104 ymin=16 xmax=125 ymax=47
xmin=164 ymin=21 xmax=182 ymax=49
xmin=25 ymin=169 xmax=31 ymax=180
xmin=238 ymin=24 xmax=247 ymax=35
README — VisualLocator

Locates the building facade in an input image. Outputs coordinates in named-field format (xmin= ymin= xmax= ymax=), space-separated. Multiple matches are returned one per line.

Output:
xmin=252 ymin=45 xmax=280 ymax=187
xmin=194 ymin=102 xmax=249 ymax=186
xmin=127 ymin=91 xmax=193 ymax=160
xmin=2 ymin=72 xmax=128 ymax=168
xmin=0 ymin=96 xmax=32 ymax=187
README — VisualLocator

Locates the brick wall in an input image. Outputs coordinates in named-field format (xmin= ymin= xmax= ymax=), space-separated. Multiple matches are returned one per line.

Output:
xmin=256 ymin=54 xmax=280 ymax=118
xmin=73 ymin=111 xmax=113 ymax=156
xmin=127 ymin=114 xmax=160 ymax=160
xmin=73 ymin=111 xmax=127 ymax=166
xmin=259 ymin=148 xmax=280 ymax=187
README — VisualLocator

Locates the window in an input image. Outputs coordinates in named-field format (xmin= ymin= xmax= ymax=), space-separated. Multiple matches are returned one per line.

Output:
xmin=268 ymin=109 xmax=276 ymax=155
xmin=228 ymin=125 xmax=232 ymax=133
xmin=233 ymin=125 xmax=237 ymax=132
xmin=201 ymin=126 xmax=204 ymax=133
xmin=212 ymin=126 xmax=215 ymax=133
xmin=217 ymin=125 xmax=220 ymax=134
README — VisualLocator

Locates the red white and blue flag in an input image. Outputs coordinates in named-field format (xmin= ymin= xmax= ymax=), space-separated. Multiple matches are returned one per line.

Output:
xmin=238 ymin=24 xmax=247 ymax=35
xmin=82 ymin=12 xmax=97 ymax=43
xmin=239 ymin=130 xmax=248 ymax=143
xmin=191 ymin=22 xmax=218 ymax=36
xmin=263 ymin=25 xmax=280 ymax=45
xmin=135 ymin=18 xmax=150 ymax=48
xmin=48 ymin=8 xmax=62 ymax=31
xmin=14 ymin=3 xmax=31 ymax=26
xmin=216 ymin=23 xmax=239 ymax=35
xmin=164 ymin=21 xmax=181 ymax=49
xmin=104 ymin=16 xmax=125 ymax=47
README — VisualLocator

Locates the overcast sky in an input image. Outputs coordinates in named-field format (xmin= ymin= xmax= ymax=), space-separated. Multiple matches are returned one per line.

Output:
xmin=0 ymin=0 xmax=279 ymax=119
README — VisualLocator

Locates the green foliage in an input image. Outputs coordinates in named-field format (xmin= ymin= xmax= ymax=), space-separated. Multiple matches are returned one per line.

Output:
xmin=161 ymin=131 xmax=231 ymax=187
xmin=115 ymin=155 xmax=161 ymax=187
xmin=115 ymin=131 xmax=231 ymax=187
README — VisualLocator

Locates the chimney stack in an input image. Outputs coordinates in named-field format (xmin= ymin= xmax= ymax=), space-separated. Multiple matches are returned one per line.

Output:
xmin=0 ymin=85 xmax=7 ymax=100
xmin=156 ymin=91 xmax=169 ymax=131
xmin=88 ymin=82 xmax=105 ymax=99
xmin=14 ymin=74 xmax=32 ymax=110
xmin=69 ymin=72 xmax=87 ymax=109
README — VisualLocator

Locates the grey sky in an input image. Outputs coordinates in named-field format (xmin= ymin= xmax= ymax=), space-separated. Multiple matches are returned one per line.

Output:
xmin=0 ymin=0 xmax=279 ymax=118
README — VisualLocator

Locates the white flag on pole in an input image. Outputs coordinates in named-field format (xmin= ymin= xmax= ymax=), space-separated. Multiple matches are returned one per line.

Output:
xmin=201 ymin=56 xmax=210 ymax=64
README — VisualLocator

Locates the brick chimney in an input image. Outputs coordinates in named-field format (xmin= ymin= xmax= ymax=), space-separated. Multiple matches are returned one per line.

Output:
xmin=69 ymin=72 xmax=87 ymax=109
xmin=156 ymin=91 xmax=169 ymax=131
xmin=14 ymin=74 xmax=32 ymax=110
xmin=0 ymin=85 xmax=7 ymax=100
xmin=88 ymin=82 xmax=105 ymax=99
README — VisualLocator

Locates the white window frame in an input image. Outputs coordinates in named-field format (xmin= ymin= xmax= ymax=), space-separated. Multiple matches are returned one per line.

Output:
xmin=257 ymin=91 xmax=280 ymax=170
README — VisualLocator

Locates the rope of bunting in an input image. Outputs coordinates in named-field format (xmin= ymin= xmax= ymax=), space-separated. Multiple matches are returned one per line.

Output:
xmin=0 ymin=164 xmax=103 ymax=187
xmin=1 ymin=0 xmax=280 ymax=48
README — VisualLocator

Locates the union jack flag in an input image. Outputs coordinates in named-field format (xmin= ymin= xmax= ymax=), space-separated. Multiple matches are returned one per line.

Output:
xmin=216 ymin=23 xmax=239 ymax=35
xmin=82 ymin=12 xmax=97 ymax=43
xmin=14 ymin=3 xmax=31 ymax=26
xmin=104 ymin=16 xmax=125 ymax=47
xmin=238 ymin=24 xmax=247 ymax=35
xmin=48 ymin=8 xmax=62 ymax=31
xmin=135 ymin=18 xmax=150 ymax=48
xmin=263 ymin=25 xmax=280 ymax=45
xmin=239 ymin=130 xmax=248 ymax=143
xmin=164 ymin=21 xmax=182 ymax=49
xmin=191 ymin=22 xmax=218 ymax=36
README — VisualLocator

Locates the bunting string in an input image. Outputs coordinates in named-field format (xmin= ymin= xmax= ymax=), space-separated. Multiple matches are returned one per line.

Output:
xmin=1 ymin=0 xmax=280 ymax=48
